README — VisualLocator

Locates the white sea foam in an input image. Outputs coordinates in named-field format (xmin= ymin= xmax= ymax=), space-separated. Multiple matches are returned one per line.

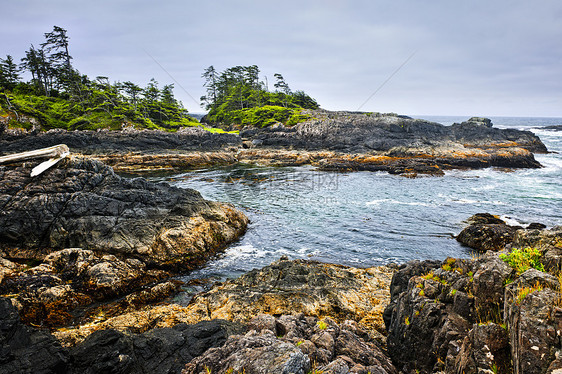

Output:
xmin=365 ymin=199 xmax=431 ymax=207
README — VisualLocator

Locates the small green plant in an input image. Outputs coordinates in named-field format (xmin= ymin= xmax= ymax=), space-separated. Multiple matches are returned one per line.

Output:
xmin=491 ymin=363 xmax=498 ymax=374
xmin=414 ymin=310 xmax=420 ymax=317
xmin=419 ymin=289 xmax=425 ymax=297
xmin=422 ymin=272 xmax=448 ymax=285
xmin=442 ymin=258 xmax=455 ymax=272
xmin=500 ymin=247 xmax=545 ymax=274
xmin=296 ymin=340 xmax=304 ymax=346
xmin=317 ymin=320 xmax=327 ymax=330
xmin=204 ymin=366 xmax=212 ymax=374
xmin=450 ymin=289 xmax=458 ymax=296
xmin=405 ymin=316 xmax=410 ymax=325
xmin=468 ymin=271 xmax=474 ymax=282
xmin=516 ymin=282 xmax=543 ymax=304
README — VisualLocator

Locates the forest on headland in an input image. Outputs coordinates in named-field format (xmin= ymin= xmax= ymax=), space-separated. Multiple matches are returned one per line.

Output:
xmin=0 ymin=26 xmax=319 ymax=132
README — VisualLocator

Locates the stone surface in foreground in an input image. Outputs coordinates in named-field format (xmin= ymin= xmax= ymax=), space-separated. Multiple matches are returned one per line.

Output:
xmin=53 ymin=259 xmax=394 ymax=347
xmin=0 ymin=157 xmax=248 ymax=269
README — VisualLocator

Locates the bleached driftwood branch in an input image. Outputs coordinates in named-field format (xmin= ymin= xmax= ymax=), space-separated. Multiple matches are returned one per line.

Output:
xmin=0 ymin=144 xmax=70 ymax=177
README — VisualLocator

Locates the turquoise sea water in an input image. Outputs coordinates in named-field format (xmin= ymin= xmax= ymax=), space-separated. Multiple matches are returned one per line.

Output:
xmin=149 ymin=116 xmax=562 ymax=284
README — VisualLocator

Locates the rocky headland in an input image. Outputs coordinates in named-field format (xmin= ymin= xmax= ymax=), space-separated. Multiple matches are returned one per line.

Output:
xmin=0 ymin=111 xmax=548 ymax=176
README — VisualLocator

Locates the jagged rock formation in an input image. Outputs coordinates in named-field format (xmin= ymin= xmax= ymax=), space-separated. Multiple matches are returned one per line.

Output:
xmin=0 ymin=157 xmax=248 ymax=268
xmin=183 ymin=314 xmax=397 ymax=374
xmin=0 ymin=127 xmax=241 ymax=154
xmin=52 ymin=258 xmax=394 ymax=347
xmin=385 ymin=225 xmax=562 ymax=374
xmin=0 ymin=156 xmax=247 ymax=328
xmin=0 ymin=296 xmax=244 ymax=374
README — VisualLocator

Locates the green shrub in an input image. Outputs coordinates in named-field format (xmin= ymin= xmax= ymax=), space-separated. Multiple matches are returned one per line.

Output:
xmin=499 ymin=247 xmax=544 ymax=274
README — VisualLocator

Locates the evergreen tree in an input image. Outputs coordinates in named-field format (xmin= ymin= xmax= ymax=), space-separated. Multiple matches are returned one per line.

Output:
xmin=0 ymin=55 xmax=21 ymax=89
xmin=41 ymin=26 xmax=74 ymax=90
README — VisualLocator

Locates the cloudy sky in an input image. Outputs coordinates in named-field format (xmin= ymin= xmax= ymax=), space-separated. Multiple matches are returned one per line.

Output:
xmin=2 ymin=0 xmax=562 ymax=117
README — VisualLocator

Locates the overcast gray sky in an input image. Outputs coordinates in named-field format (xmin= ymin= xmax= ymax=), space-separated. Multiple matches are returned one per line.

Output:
xmin=3 ymin=0 xmax=562 ymax=117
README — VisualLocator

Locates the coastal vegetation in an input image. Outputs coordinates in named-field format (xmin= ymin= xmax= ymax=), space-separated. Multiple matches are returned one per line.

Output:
xmin=0 ymin=26 xmax=200 ymax=132
xmin=200 ymin=65 xmax=319 ymax=127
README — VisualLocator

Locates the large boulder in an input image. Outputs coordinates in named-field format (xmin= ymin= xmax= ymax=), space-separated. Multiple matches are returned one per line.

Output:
xmin=0 ymin=157 xmax=248 ymax=269
xmin=456 ymin=213 xmax=522 ymax=251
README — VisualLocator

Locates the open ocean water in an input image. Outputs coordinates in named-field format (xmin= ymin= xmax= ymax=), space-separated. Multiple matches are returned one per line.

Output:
xmin=148 ymin=116 xmax=562 ymax=285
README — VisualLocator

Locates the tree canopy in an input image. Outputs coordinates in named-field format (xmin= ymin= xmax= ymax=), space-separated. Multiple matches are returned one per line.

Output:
xmin=1 ymin=26 xmax=200 ymax=132
xmin=201 ymin=65 xmax=319 ymax=127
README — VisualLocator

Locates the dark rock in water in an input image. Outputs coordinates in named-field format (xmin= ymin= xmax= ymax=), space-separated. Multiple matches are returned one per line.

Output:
xmin=456 ymin=213 xmax=521 ymax=251
xmin=464 ymin=117 xmax=493 ymax=128
xmin=539 ymin=124 xmax=562 ymax=131
xmin=69 ymin=320 xmax=244 ymax=374
xmin=183 ymin=314 xmax=397 ymax=374
xmin=0 ymin=297 xmax=69 ymax=374
xmin=0 ymin=157 xmax=248 ymax=269
xmin=527 ymin=222 xmax=547 ymax=230
xmin=466 ymin=212 xmax=505 ymax=225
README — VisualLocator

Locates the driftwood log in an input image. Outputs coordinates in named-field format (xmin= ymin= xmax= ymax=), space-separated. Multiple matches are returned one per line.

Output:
xmin=0 ymin=144 xmax=70 ymax=177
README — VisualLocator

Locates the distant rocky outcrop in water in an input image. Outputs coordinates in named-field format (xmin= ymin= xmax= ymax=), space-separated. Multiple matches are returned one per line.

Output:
xmin=0 ymin=111 xmax=548 ymax=176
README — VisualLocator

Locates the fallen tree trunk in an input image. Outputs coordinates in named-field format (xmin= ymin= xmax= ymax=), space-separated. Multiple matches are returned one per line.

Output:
xmin=0 ymin=144 xmax=70 ymax=164
xmin=0 ymin=144 xmax=70 ymax=177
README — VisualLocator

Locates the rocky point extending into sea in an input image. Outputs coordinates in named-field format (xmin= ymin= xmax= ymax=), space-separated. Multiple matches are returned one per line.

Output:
xmin=1 ymin=111 xmax=560 ymax=373
xmin=1 ymin=110 xmax=547 ymax=176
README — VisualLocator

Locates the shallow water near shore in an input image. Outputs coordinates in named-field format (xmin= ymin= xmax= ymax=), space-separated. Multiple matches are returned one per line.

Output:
xmin=147 ymin=116 xmax=562 ymax=285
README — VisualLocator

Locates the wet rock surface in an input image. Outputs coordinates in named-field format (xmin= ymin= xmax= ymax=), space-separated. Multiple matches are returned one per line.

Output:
xmin=456 ymin=213 xmax=523 ymax=251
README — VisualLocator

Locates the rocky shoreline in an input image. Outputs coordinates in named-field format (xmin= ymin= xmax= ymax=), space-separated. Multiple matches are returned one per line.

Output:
xmin=1 ymin=111 xmax=548 ymax=176
xmin=2 ymin=206 xmax=562 ymax=372
xmin=1 ymin=111 xmax=560 ymax=373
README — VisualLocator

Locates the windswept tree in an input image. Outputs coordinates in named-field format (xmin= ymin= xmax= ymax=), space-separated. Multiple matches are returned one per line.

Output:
xmin=20 ymin=45 xmax=54 ymax=96
xmin=41 ymin=26 xmax=74 ymax=90
xmin=273 ymin=73 xmax=290 ymax=94
xmin=121 ymin=81 xmax=143 ymax=111
xmin=201 ymin=65 xmax=218 ymax=110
